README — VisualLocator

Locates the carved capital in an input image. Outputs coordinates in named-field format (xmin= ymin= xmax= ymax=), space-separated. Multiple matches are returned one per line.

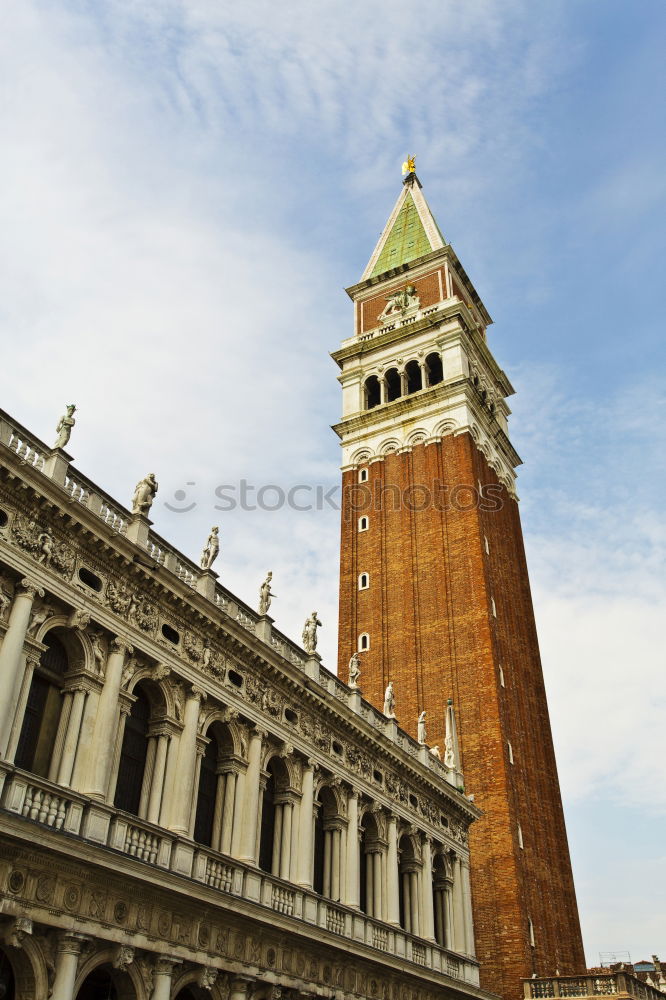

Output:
xmin=154 ymin=955 xmax=182 ymax=976
xmin=56 ymin=932 xmax=91 ymax=956
xmin=191 ymin=685 xmax=207 ymax=703
xmin=19 ymin=579 xmax=44 ymax=600
xmin=111 ymin=636 xmax=134 ymax=657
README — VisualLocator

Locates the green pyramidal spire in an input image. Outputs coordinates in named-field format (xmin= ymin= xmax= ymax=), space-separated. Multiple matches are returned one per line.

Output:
xmin=363 ymin=175 xmax=446 ymax=281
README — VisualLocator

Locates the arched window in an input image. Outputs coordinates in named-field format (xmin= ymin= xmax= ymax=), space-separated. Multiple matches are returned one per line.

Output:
xmin=358 ymin=467 xmax=369 ymax=482
xmin=114 ymin=687 xmax=150 ymax=816
xmin=194 ymin=730 xmax=219 ymax=847
xmin=313 ymin=785 xmax=344 ymax=901
xmin=358 ymin=572 xmax=369 ymax=590
xmin=405 ymin=360 xmax=422 ymax=394
xmin=358 ymin=633 xmax=370 ymax=651
xmin=15 ymin=632 xmax=68 ymax=778
xmin=364 ymin=376 xmax=381 ymax=409
xmin=426 ymin=352 xmax=443 ymax=386
xmin=385 ymin=368 xmax=401 ymax=402
xmin=258 ymin=756 xmax=293 ymax=879
xmin=399 ymin=834 xmax=421 ymax=935
xmin=358 ymin=515 xmax=369 ymax=532
xmin=360 ymin=810 xmax=382 ymax=917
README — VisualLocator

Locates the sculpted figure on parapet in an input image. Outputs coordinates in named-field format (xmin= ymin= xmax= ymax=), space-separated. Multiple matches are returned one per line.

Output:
xmin=259 ymin=571 xmax=276 ymax=615
xmin=383 ymin=681 xmax=396 ymax=718
xmin=348 ymin=652 xmax=361 ymax=689
xmin=54 ymin=403 xmax=76 ymax=450
xmin=302 ymin=610 xmax=322 ymax=655
xmin=200 ymin=526 xmax=220 ymax=571
xmin=132 ymin=473 xmax=158 ymax=516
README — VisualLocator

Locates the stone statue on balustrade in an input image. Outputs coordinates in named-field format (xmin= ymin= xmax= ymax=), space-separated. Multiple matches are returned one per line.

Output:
xmin=418 ymin=709 xmax=427 ymax=744
xmin=200 ymin=526 xmax=220 ymax=571
xmin=383 ymin=681 xmax=396 ymax=718
xmin=54 ymin=404 xmax=76 ymax=450
xmin=131 ymin=473 xmax=158 ymax=516
xmin=259 ymin=571 xmax=276 ymax=615
xmin=348 ymin=652 xmax=361 ymax=689
xmin=302 ymin=610 xmax=322 ymax=655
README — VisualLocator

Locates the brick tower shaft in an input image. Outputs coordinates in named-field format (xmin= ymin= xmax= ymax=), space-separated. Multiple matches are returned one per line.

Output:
xmin=333 ymin=171 xmax=585 ymax=1000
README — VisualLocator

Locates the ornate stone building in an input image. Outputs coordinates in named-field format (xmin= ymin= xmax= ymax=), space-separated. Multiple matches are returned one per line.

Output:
xmin=0 ymin=408 xmax=489 ymax=1000
xmin=334 ymin=172 xmax=585 ymax=999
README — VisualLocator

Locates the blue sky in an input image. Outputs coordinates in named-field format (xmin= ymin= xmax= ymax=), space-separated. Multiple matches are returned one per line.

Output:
xmin=1 ymin=0 xmax=664 ymax=965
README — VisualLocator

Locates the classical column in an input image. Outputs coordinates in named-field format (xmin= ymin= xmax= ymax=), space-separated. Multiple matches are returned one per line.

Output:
xmin=87 ymin=637 xmax=133 ymax=799
xmin=444 ymin=879 xmax=455 ymax=950
xmin=297 ymin=759 xmax=315 ymax=888
xmin=399 ymin=370 xmax=408 ymax=396
xmin=272 ymin=802 xmax=284 ymax=875
xmin=159 ymin=726 xmax=181 ymax=826
xmin=5 ymin=654 xmax=38 ymax=761
xmin=220 ymin=768 xmax=237 ymax=854
xmin=51 ymin=933 xmax=88 ymax=1000
xmin=461 ymin=858 xmax=476 ymax=957
xmin=211 ymin=768 xmax=227 ymax=851
xmin=386 ymin=814 xmax=400 ymax=925
xmin=57 ymin=686 xmax=86 ymax=786
xmin=434 ymin=886 xmax=444 ymax=946
xmin=331 ymin=826 xmax=341 ymax=901
xmin=0 ymin=580 xmax=42 ymax=757
xmin=48 ymin=691 xmax=73 ymax=783
xmin=169 ymin=687 xmax=206 ymax=834
xmin=452 ymin=855 xmax=466 ymax=953
xmin=147 ymin=734 xmax=170 ymax=824
xmin=365 ymin=851 xmax=374 ymax=916
xmin=71 ymin=677 xmax=103 ymax=791
xmin=229 ymin=976 xmax=254 ymax=1000
xmin=150 ymin=957 xmax=180 ymax=1000
xmin=230 ymin=764 xmax=247 ymax=857
xmin=373 ymin=850 xmax=382 ymax=919
xmin=106 ymin=701 xmax=132 ymax=805
xmin=323 ymin=827 xmax=332 ymax=897
xmin=379 ymin=378 xmax=387 ymax=405
xmin=280 ymin=799 xmax=294 ymax=880
xmin=420 ymin=361 xmax=428 ymax=388
xmin=239 ymin=727 xmax=265 ymax=863
xmin=345 ymin=790 xmax=360 ymax=907
xmin=421 ymin=836 xmax=436 ymax=941
xmin=409 ymin=869 xmax=420 ymax=936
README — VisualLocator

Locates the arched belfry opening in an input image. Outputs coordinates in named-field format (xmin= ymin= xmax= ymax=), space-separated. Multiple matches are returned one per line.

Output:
xmin=15 ymin=631 xmax=69 ymax=778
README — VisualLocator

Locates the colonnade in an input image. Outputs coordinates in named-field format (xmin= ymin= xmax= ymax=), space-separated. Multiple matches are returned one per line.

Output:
xmin=0 ymin=580 xmax=475 ymax=958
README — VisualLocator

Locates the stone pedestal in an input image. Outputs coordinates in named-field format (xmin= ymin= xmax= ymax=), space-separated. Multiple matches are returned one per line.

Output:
xmin=196 ymin=568 xmax=219 ymax=601
xmin=304 ymin=652 xmax=321 ymax=681
xmin=348 ymin=689 xmax=362 ymax=714
xmin=254 ymin=614 xmax=273 ymax=644
xmin=384 ymin=717 xmax=398 ymax=741
xmin=126 ymin=514 xmax=152 ymax=547
xmin=44 ymin=448 xmax=73 ymax=487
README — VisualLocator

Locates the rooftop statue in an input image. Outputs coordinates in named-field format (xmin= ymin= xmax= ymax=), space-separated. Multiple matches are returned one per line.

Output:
xmin=302 ymin=610 xmax=322 ymax=655
xmin=348 ymin=651 xmax=361 ymax=689
xmin=258 ymin=571 xmax=276 ymax=615
xmin=200 ymin=526 xmax=220 ymax=571
xmin=54 ymin=404 xmax=76 ymax=450
xmin=402 ymin=154 xmax=416 ymax=176
xmin=418 ymin=709 xmax=427 ymax=745
xmin=132 ymin=473 xmax=158 ymax=517
xmin=383 ymin=681 xmax=396 ymax=718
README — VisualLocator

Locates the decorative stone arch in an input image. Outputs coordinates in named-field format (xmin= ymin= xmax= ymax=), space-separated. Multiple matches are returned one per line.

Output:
xmin=406 ymin=429 xmax=428 ymax=448
xmin=434 ymin=418 xmax=458 ymax=438
xmin=378 ymin=438 xmax=401 ymax=456
xmin=171 ymin=965 xmax=228 ymax=1000
xmin=0 ymin=931 xmax=49 ymax=1000
xmin=74 ymin=946 xmax=143 ymax=1000
xmin=351 ymin=448 xmax=372 ymax=466
xmin=125 ymin=671 xmax=170 ymax=720
xmin=314 ymin=776 xmax=347 ymax=818
xmin=358 ymin=801 xmax=387 ymax=841
xmin=34 ymin=618 xmax=87 ymax=672
xmin=398 ymin=825 xmax=423 ymax=863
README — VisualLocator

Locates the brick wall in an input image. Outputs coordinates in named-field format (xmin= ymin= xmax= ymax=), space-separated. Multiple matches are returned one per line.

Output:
xmin=338 ymin=431 xmax=585 ymax=1000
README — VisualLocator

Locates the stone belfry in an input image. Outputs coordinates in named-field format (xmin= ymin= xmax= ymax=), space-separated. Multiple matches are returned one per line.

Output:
xmin=333 ymin=166 xmax=585 ymax=1000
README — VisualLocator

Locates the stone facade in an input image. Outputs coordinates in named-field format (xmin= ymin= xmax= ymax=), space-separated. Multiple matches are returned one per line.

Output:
xmin=0 ymin=406 xmax=489 ymax=1000
xmin=333 ymin=175 xmax=586 ymax=1000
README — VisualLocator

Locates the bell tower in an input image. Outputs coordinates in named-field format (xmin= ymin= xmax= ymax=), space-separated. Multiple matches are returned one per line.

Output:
xmin=333 ymin=168 xmax=585 ymax=1000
